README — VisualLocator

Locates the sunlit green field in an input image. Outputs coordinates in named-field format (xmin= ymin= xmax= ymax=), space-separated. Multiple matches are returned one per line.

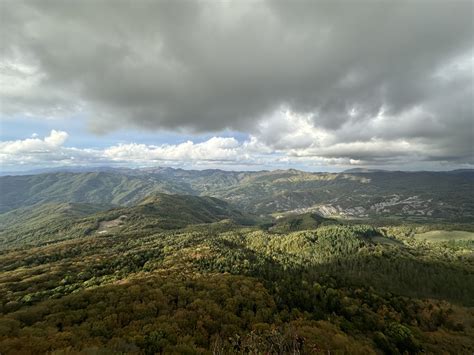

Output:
xmin=414 ymin=230 xmax=474 ymax=242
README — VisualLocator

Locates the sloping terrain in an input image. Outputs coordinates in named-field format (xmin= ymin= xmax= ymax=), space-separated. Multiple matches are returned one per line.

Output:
xmin=0 ymin=217 xmax=473 ymax=353
xmin=0 ymin=202 xmax=112 ymax=249
xmin=0 ymin=171 xmax=192 ymax=213
xmin=414 ymin=230 xmax=474 ymax=242
xmin=212 ymin=170 xmax=474 ymax=220
xmin=267 ymin=212 xmax=337 ymax=233
xmin=91 ymin=193 xmax=255 ymax=234
xmin=0 ymin=194 xmax=254 ymax=250
xmin=1 ymin=169 xmax=472 ymax=221
xmin=0 ymin=184 xmax=473 ymax=353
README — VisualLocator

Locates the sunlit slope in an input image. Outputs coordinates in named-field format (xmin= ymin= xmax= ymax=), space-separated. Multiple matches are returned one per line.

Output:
xmin=414 ymin=230 xmax=474 ymax=242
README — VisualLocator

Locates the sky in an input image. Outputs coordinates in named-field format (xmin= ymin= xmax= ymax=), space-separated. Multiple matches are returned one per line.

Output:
xmin=0 ymin=0 xmax=473 ymax=172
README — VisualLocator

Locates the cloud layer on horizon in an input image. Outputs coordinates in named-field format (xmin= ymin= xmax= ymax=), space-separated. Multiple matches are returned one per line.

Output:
xmin=1 ymin=0 xmax=473 ymax=168
xmin=2 ymin=128 xmax=470 ymax=172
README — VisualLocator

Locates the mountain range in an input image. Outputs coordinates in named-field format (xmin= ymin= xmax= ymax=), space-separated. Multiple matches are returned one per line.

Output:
xmin=1 ymin=168 xmax=473 ymax=221
xmin=1 ymin=167 xmax=473 ymax=353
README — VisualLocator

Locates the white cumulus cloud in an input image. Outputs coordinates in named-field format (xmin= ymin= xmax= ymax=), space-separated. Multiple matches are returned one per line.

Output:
xmin=0 ymin=129 xmax=68 ymax=155
xmin=1 ymin=127 xmax=472 ymax=172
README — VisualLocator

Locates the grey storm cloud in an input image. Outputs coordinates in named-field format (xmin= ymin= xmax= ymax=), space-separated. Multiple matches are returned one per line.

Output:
xmin=1 ymin=0 xmax=473 ymax=164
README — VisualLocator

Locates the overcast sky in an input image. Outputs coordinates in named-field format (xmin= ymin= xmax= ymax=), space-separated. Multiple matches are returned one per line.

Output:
xmin=1 ymin=0 xmax=473 ymax=172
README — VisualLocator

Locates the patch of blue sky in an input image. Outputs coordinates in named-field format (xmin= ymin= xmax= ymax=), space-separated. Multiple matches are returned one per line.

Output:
xmin=0 ymin=114 xmax=251 ymax=148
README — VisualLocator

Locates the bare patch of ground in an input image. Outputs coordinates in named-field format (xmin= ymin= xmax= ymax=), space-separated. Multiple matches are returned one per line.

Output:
xmin=97 ymin=215 xmax=128 ymax=234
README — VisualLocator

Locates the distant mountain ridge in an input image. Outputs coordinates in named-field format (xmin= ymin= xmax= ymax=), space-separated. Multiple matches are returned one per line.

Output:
xmin=2 ymin=165 xmax=472 ymax=176
xmin=1 ymin=168 xmax=473 ymax=221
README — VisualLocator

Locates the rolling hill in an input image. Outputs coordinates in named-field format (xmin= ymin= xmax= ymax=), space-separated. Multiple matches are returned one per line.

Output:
xmin=0 ymin=169 xmax=473 ymax=353
xmin=1 ymin=209 xmax=473 ymax=353
xmin=0 ymin=202 xmax=112 ymax=249
xmin=267 ymin=212 xmax=337 ymax=233
xmin=1 ymin=168 xmax=473 ymax=221
xmin=0 ymin=171 xmax=192 ymax=213
xmin=0 ymin=193 xmax=255 ymax=250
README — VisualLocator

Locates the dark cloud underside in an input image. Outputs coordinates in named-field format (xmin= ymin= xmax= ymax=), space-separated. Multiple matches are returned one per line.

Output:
xmin=1 ymin=0 xmax=473 ymax=165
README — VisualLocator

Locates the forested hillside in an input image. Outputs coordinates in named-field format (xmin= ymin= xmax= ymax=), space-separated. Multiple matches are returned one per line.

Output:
xmin=1 ymin=170 xmax=473 ymax=353
xmin=0 ymin=194 xmax=473 ymax=354
xmin=0 ymin=194 xmax=253 ymax=250
xmin=1 ymin=168 xmax=473 ymax=221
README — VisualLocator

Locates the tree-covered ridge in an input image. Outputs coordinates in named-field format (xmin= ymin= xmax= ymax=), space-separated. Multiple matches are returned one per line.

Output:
xmin=0 ymin=194 xmax=255 ymax=250
xmin=0 ymin=202 xmax=113 ymax=249
xmin=0 ymin=206 xmax=473 ymax=354
xmin=0 ymin=172 xmax=191 ymax=213
xmin=1 ymin=168 xmax=473 ymax=220
xmin=267 ymin=212 xmax=338 ymax=233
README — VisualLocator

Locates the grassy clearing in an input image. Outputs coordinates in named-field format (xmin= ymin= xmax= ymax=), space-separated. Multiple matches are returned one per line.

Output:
xmin=414 ymin=230 xmax=474 ymax=242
